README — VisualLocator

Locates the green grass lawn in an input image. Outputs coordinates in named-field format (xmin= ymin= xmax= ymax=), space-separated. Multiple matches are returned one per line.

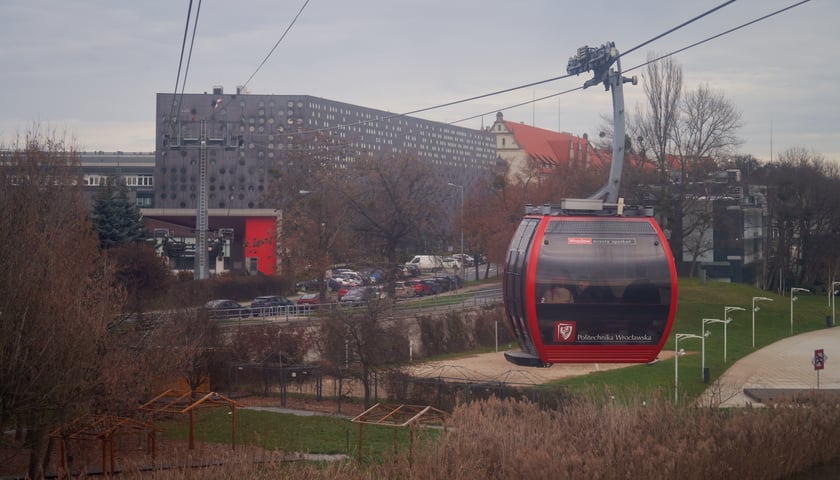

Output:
xmin=158 ymin=408 xmax=429 ymax=459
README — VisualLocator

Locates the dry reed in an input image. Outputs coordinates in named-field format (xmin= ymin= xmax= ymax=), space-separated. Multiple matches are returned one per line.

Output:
xmin=31 ymin=393 xmax=840 ymax=479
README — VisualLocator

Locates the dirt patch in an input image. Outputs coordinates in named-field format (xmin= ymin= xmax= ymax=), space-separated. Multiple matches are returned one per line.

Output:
xmin=408 ymin=349 xmax=674 ymax=385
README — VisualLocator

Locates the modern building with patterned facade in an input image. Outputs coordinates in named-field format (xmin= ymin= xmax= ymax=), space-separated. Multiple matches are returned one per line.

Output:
xmin=140 ymin=88 xmax=498 ymax=275
xmin=153 ymin=88 xmax=497 ymax=211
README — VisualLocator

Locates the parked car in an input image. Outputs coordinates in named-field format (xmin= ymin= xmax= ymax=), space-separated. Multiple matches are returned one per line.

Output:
xmin=295 ymin=278 xmax=319 ymax=291
xmin=250 ymin=295 xmax=294 ymax=307
xmin=249 ymin=295 xmax=294 ymax=316
xmin=336 ymin=272 xmax=363 ymax=287
xmin=203 ymin=299 xmax=249 ymax=320
xmin=430 ymin=277 xmax=452 ymax=292
xmin=402 ymin=263 xmax=421 ymax=277
xmin=340 ymin=286 xmax=385 ymax=306
xmin=420 ymin=279 xmax=443 ymax=295
xmin=405 ymin=279 xmax=431 ymax=296
xmin=405 ymin=255 xmax=445 ymax=272
xmin=392 ymin=281 xmax=415 ymax=299
xmin=452 ymin=253 xmax=474 ymax=267
xmin=435 ymin=274 xmax=461 ymax=292
xmin=357 ymin=267 xmax=384 ymax=285
xmin=445 ymin=274 xmax=463 ymax=289
xmin=441 ymin=257 xmax=460 ymax=270
xmin=337 ymin=285 xmax=353 ymax=300
xmin=297 ymin=293 xmax=323 ymax=305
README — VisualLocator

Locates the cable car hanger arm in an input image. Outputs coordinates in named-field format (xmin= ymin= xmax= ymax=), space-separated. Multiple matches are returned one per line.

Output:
xmin=567 ymin=42 xmax=637 ymax=206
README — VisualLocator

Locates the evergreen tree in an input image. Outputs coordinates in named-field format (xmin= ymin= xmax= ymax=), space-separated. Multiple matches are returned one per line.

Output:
xmin=91 ymin=181 xmax=147 ymax=249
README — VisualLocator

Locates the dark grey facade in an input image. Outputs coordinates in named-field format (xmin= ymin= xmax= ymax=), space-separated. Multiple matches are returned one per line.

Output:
xmin=155 ymin=89 xmax=497 ymax=210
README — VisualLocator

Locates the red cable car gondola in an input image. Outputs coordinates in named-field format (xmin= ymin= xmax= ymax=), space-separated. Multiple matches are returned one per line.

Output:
xmin=502 ymin=42 xmax=678 ymax=367
xmin=503 ymin=203 xmax=678 ymax=367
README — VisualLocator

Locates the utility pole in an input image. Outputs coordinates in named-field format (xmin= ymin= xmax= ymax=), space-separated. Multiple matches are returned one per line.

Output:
xmin=195 ymin=120 xmax=209 ymax=280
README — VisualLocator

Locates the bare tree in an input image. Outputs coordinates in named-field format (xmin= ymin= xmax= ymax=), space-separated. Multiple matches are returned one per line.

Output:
xmin=633 ymin=53 xmax=683 ymax=181
xmin=674 ymin=83 xmax=743 ymax=169
xmin=630 ymin=54 xmax=683 ymax=234
xmin=164 ymin=308 xmax=222 ymax=396
xmin=0 ymin=128 xmax=122 ymax=478
xmin=632 ymin=54 xmax=743 ymax=276
xmin=278 ymin=169 xmax=353 ymax=301
xmin=761 ymin=148 xmax=840 ymax=289
xmin=109 ymin=242 xmax=172 ymax=314
xmin=319 ymin=299 xmax=408 ymax=408
xmin=341 ymin=153 xmax=449 ymax=262
xmin=680 ymin=187 xmax=716 ymax=277
xmin=673 ymin=85 xmax=742 ymax=276
xmin=264 ymin=129 xmax=359 ymax=297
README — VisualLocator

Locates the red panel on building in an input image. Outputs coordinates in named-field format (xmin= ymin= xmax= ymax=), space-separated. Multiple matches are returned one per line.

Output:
xmin=244 ymin=217 xmax=277 ymax=275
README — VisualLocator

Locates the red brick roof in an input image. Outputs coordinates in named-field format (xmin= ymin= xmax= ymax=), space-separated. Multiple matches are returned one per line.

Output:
xmin=503 ymin=121 xmax=608 ymax=168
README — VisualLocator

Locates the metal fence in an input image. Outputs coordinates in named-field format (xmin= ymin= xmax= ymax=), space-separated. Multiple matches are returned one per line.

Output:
xmin=211 ymin=285 xmax=503 ymax=324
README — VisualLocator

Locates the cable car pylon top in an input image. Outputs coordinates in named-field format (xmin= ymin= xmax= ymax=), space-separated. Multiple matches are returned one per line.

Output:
xmin=566 ymin=42 xmax=637 ymax=208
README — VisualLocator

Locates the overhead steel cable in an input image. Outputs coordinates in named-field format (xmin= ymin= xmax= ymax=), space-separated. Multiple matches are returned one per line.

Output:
xmin=447 ymin=0 xmax=811 ymax=127
xmin=174 ymin=0 xmax=203 ymax=127
xmin=619 ymin=0 xmax=736 ymax=59
xmin=285 ymin=1 xmax=736 ymax=137
xmin=168 ymin=0 xmax=195 ymax=124
xmin=256 ymin=0 xmax=808 ymax=138
xmin=623 ymin=0 xmax=812 ymax=75
xmin=241 ymin=0 xmax=311 ymax=91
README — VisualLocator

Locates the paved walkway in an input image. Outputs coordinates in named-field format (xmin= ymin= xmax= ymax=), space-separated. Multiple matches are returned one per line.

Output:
xmin=711 ymin=326 xmax=840 ymax=407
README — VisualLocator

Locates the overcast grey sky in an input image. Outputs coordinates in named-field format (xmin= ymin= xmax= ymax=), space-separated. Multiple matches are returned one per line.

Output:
xmin=1 ymin=0 xmax=837 ymax=164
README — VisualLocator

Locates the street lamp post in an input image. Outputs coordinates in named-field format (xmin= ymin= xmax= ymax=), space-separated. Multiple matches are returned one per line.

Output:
xmin=722 ymin=306 xmax=746 ymax=363
xmin=832 ymin=281 xmax=840 ymax=327
xmin=447 ymin=181 xmax=464 ymax=259
xmin=752 ymin=296 xmax=773 ymax=348
xmin=701 ymin=318 xmax=724 ymax=380
xmin=675 ymin=333 xmax=703 ymax=403
xmin=790 ymin=287 xmax=810 ymax=335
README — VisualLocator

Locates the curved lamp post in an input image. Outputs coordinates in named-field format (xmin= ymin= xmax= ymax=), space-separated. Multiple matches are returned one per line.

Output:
xmin=752 ymin=296 xmax=773 ymax=348
xmin=701 ymin=318 xmax=724 ymax=380
xmin=722 ymin=306 xmax=746 ymax=363
xmin=790 ymin=287 xmax=810 ymax=335
xmin=675 ymin=333 xmax=703 ymax=403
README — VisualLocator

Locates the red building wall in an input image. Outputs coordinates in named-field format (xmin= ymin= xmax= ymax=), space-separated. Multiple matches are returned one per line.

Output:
xmin=244 ymin=217 xmax=277 ymax=275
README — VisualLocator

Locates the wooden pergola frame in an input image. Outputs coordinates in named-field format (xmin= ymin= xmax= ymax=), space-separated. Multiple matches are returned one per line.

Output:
xmin=139 ymin=389 xmax=240 ymax=450
xmin=48 ymin=414 xmax=162 ymax=477
xmin=351 ymin=403 xmax=449 ymax=462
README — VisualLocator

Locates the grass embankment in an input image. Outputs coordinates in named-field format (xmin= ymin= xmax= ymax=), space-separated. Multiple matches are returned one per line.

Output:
xmin=159 ymin=408 xmax=414 ymax=458
xmin=558 ymin=278 xmax=833 ymax=400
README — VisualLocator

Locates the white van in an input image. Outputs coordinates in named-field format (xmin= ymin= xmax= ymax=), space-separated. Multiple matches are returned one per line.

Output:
xmin=405 ymin=255 xmax=444 ymax=272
